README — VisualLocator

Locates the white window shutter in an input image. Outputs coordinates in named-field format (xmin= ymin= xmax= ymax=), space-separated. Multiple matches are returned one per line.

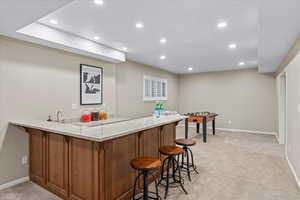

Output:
xmin=144 ymin=79 xmax=151 ymax=97
xmin=157 ymin=80 xmax=162 ymax=97
xmin=143 ymin=76 xmax=167 ymax=101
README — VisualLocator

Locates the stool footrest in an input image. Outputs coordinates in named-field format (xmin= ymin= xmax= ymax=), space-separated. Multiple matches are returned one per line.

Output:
xmin=158 ymin=154 xmax=188 ymax=198
xmin=133 ymin=191 xmax=161 ymax=200
xmin=178 ymin=145 xmax=198 ymax=181
xmin=158 ymin=174 xmax=185 ymax=187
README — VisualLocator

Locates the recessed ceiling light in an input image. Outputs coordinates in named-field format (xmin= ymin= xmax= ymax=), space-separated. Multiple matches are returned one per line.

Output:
xmin=228 ymin=43 xmax=237 ymax=49
xmin=188 ymin=67 xmax=193 ymax=71
xmin=217 ymin=22 xmax=228 ymax=29
xmin=160 ymin=38 xmax=167 ymax=44
xmin=135 ymin=22 xmax=144 ymax=29
xmin=94 ymin=0 xmax=104 ymax=5
xmin=94 ymin=36 xmax=99 ymax=40
xmin=49 ymin=19 xmax=58 ymax=25
xmin=122 ymin=47 xmax=128 ymax=51
xmin=160 ymin=55 xmax=166 ymax=60
xmin=239 ymin=62 xmax=245 ymax=66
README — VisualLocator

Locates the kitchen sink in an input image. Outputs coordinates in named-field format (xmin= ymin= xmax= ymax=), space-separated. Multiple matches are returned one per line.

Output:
xmin=56 ymin=117 xmax=131 ymax=127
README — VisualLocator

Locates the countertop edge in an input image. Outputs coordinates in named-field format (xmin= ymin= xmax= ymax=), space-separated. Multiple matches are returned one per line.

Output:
xmin=9 ymin=116 xmax=186 ymax=142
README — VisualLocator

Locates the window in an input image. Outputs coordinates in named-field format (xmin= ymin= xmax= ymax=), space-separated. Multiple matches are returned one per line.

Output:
xmin=143 ymin=76 xmax=167 ymax=101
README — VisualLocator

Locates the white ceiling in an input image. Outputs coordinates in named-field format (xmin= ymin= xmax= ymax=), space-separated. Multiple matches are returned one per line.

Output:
xmin=259 ymin=0 xmax=300 ymax=72
xmin=1 ymin=0 xmax=300 ymax=74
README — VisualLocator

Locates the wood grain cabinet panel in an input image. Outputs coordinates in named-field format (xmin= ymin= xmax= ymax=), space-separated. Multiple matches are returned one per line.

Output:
xmin=109 ymin=134 xmax=138 ymax=200
xmin=69 ymin=138 xmax=100 ymax=200
xmin=138 ymin=128 xmax=161 ymax=187
xmin=25 ymin=121 xmax=180 ymax=200
xmin=46 ymin=133 xmax=69 ymax=199
xmin=28 ymin=128 xmax=46 ymax=186
xmin=160 ymin=123 xmax=176 ymax=163
xmin=139 ymin=128 xmax=160 ymax=158
xmin=160 ymin=123 xmax=176 ymax=147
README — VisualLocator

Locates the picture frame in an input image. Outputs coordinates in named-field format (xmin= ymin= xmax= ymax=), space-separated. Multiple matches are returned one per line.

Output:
xmin=80 ymin=64 xmax=103 ymax=105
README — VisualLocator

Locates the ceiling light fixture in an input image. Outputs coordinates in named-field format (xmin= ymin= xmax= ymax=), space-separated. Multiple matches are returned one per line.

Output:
xmin=239 ymin=62 xmax=245 ymax=66
xmin=217 ymin=22 xmax=228 ymax=29
xmin=135 ymin=22 xmax=144 ymax=29
xmin=49 ymin=19 xmax=58 ymax=25
xmin=94 ymin=0 xmax=104 ymax=6
xmin=160 ymin=38 xmax=167 ymax=44
xmin=228 ymin=43 xmax=237 ymax=49
xmin=94 ymin=36 xmax=99 ymax=40
xmin=160 ymin=55 xmax=166 ymax=60
xmin=122 ymin=47 xmax=128 ymax=51
xmin=188 ymin=67 xmax=193 ymax=71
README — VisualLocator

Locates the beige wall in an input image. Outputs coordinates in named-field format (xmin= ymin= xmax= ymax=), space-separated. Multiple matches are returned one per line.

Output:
xmin=178 ymin=69 xmax=278 ymax=132
xmin=0 ymin=36 xmax=178 ymax=185
xmin=115 ymin=61 xmax=178 ymax=118
xmin=0 ymin=35 xmax=279 ymax=186
xmin=282 ymin=52 xmax=300 ymax=185
xmin=0 ymin=36 xmax=116 ymax=185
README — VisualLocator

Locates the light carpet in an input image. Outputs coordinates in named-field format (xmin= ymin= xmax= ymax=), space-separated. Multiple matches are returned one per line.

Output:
xmin=0 ymin=127 xmax=299 ymax=200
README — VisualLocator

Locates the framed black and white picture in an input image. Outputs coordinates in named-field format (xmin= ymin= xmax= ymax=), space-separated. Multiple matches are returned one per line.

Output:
xmin=80 ymin=64 xmax=103 ymax=105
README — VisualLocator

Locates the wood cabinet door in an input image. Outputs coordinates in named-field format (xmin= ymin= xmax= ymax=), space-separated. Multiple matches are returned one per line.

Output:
xmin=69 ymin=138 xmax=100 ymax=200
xmin=139 ymin=128 xmax=160 ymax=158
xmin=160 ymin=123 xmax=176 ymax=147
xmin=106 ymin=134 xmax=138 ymax=200
xmin=160 ymin=123 xmax=177 ymax=163
xmin=46 ymin=133 xmax=69 ymax=199
xmin=28 ymin=128 xmax=46 ymax=186
xmin=138 ymin=128 xmax=161 ymax=187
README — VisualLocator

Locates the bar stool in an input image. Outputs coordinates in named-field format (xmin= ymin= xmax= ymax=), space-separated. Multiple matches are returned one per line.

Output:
xmin=131 ymin=157 xmax=161 ymax=200
xmin=158 ymin=145 xmax=188 ymax=199
xmin=175 ymin=139 xmax=199 ymax=181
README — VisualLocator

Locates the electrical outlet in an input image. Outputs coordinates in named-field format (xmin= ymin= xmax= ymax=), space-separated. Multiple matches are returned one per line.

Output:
xmin=72 ymin=104 xmax=78 ymax=110
xmin=228 ymin=120 xmax=232 ymax=124
xmin=21 ymin=156 xmax=28 ymax=165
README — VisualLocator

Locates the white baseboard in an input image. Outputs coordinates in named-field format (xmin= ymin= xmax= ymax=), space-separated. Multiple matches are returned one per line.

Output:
xmin=214 ymin=127 xmax=276 ymax=135
xmin=178 ymin=123 xmax=276 ymax=135
xmin=0 ymin=176 xmax=29 ymax=191
xmin=286 ymin=156 xmax=300 ymax=189
xmin=275 ymin=135 xmax=282 ymax=144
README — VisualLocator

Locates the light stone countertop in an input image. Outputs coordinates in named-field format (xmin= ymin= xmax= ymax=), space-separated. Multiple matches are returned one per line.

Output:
xmin=9 ymin=115 xmax=187 ymax=142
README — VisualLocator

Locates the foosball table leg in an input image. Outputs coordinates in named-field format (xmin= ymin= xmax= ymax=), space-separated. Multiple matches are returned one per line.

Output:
xmin=212 ymin=119 xmax=216 ymax=135
xmin=196 ymin=123 xmax=200 ymax=133
xmin=185 ymin=118 xmax=189 ymax=139
xmin=203 ymin=117 xmax=207 ymax=143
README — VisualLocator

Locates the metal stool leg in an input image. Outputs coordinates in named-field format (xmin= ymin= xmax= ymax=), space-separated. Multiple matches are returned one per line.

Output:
xmin=174 ymin=156 xmax=188 ymax=195
xmin=187 ymin=147 xmax=199 ymax=174
xmin=143 ymin=171 xmax=149 ymax=200
xmin=172 ymin=157 xmax=177 ymax=182
xmin=133 ymin=172 xmax=143 ymax=200
xmin=153 ymin=174 xmax=160 ymax=200
xmin=149 ymin=171 xmax=161 ymax=200
xmin=164 ymin=158 xmax=171 ymax=199
xmin=184 ymin=146 xmax=192 ymax=181
xmin=159 ymin=157 xmax=168 ymax=185
xmin=181 ymin=150 xmax=184 ymax=168
xmin=159 ymin=154 xmax=189 ymax=199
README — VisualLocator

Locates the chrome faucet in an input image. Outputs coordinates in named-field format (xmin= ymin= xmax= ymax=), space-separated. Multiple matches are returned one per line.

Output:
xmin=56 ymin=111 xmax=64 ymax=122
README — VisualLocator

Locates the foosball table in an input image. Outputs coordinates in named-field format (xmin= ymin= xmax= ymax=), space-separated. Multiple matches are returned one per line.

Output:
xmin=184 ymin=112 xmax=218 ymax=143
